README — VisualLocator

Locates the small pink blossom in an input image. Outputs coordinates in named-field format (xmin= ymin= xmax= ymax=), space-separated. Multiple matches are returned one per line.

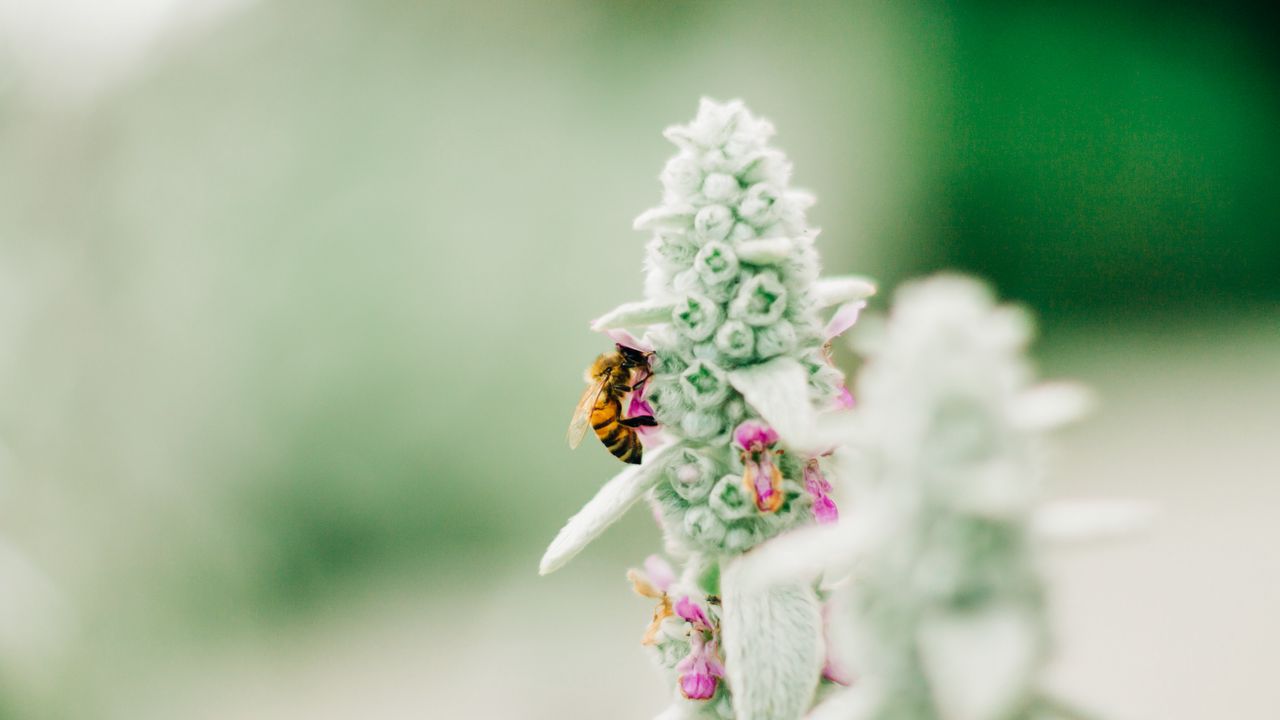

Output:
xmin=600 ymin=327 xmax=653 ymax=353
xmin=734 ymin=421 xmax=784 ymax=513
xmin=823 ymin=300 xmax=866 ymax=342
xmin=835 ymin=384 xmax=856 ymax=409
xmin=674 ymin=595 xmax=712 ymax=631
xmin=676 ymin=634 xmax=725 ymax=700
xmin=733 ymin=420 xmax=778 ymax=450
xmin=804 ymin=459 xmax=838 ymax=524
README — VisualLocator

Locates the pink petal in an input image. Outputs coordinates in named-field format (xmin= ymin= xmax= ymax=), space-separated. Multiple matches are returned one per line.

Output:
xmin=676 ymin=635 xmax=723 ymax=700
xmin=674 ymin=595 xmax=711 ymax=630
xmin=703 ymin=640 xmax=725 ymax=677
xmin=643 ymin=555 xmax=676 ymax=592
xmin=627 ymin=393 xmax=655 ymax=419
xmin=679 ymin=671 xmax=718 ymax=700
xmin=733 ymin=420 xmax=778 ymax=450
xmin=804 ymin=461 xmax=839 ymax=524
xmin=823 ymin=300 xmax=866 ymax=341
xmin=834 ymin=384 xmax=856 ymax=409
xmin=813 ymin=496 xmax=839 ymax=524
xmin=601 ymin=328 xmax=653 ymax=353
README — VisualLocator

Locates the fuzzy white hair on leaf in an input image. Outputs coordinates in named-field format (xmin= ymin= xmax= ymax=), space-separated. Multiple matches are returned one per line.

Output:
xmin=539 ymin=446 xmax=669 ymax=575
xmin=721 ymin=566 xmax=824 ymax=720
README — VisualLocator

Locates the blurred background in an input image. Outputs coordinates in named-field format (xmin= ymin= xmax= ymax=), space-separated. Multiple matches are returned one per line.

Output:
xmin=0 ymin=1 xmax=1276 ymax=718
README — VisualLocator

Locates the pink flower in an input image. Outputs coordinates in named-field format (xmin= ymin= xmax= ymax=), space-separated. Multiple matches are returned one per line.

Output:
xmin=820 ymin=300 xmax=864 ymax=410
xmin=674 ymin=595 xmax=712 ymax=631
xmin=676 ymin=634 xmax=725 ymax=700
xmin=823 ymin=300 xmax=866 ymax=342
xmin=733 ymin=420 xmax=778 ymax=449
xmin=734 ymin=421 xmax=784 ymax=513
xmin=834 ymin=384 xmax=856 ymax=409
xmin=804 ymin=459 xmax=838 ymax=524
xmin=626 ymin=377 xmax=661 ymax=444
xmin=600 ymin=327 xmax=653 ymax=353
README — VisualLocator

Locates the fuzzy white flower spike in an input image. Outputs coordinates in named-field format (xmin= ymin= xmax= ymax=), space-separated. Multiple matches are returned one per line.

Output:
xmin=544 ymin=98 xmax=873 ymax=716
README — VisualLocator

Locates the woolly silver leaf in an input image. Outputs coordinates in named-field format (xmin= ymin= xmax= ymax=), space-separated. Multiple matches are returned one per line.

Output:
xmin=539 ymin=446 xmax=669 ymax=575
xmin=722 ymin=566 xmax=824 ymax=720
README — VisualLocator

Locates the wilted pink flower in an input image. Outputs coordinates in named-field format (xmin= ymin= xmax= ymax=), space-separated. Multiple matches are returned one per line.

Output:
xmin=804 ymin=459 xmax=838 ymax=524
xmin=734 ymin=421 xmax=784 ymax=513
xmin=676 ymin=634 xmax=725 ymax=700
xmin=627 ymin=556 xmax=677 ymax=646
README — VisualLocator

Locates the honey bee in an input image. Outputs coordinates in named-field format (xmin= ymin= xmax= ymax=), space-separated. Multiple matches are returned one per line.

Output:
xmin=567 ymin=344 xmax=656 ymax=464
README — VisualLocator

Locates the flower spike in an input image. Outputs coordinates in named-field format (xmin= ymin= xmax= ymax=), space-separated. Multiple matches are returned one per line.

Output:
xmin=544 ymin=99 xmax=874 ymax=717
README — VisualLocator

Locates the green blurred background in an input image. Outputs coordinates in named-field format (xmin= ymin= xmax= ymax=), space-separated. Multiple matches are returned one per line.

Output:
xmin=0 ymin=1 xmax=1275 ymax=718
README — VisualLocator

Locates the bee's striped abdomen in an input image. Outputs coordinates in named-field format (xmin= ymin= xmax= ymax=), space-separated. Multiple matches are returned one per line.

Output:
xmin=592 ymin=395 xmax=642 ymax=465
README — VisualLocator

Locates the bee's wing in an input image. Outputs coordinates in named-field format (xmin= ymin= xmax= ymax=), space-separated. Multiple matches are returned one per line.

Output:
xmin=567 ymin=377 xmax=607 ymax=449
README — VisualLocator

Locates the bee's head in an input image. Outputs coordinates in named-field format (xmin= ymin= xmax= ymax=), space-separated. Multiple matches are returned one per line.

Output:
xmin=587 ymin=352 xmax=615 ymax=381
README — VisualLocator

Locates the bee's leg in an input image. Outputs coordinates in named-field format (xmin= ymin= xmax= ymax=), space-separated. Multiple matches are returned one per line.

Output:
xmin=620 ymin=416 xmax=658 ymax=428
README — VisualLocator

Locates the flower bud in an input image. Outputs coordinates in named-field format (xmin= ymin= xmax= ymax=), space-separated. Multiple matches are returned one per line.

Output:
xmin=729 ymin=271 xmax=788 ymax=326
xmin=722 ymin=521 xmax=762 ymax=554
xmin=683 ymin=505 xmax=727 ymax=546
xmin=714 ymin=319 xmax=755 ymax=361
xmin=728 ymin=221 xmax=758 ymax=243
xmin=694 ymin=241 xmax=740 ymax=287
xmin=680 ymin=409 xmax=725 ymax=441
xmin=709 ymin=475 xmax=754 ymax=521
xmin=672 ymin=293 xmax=724 ymax=342
xmin=738 ymin=149 xmax=791 ymax=186
xmin=737 ymin=183 xmax=780 ymax=227
xmin=661 ymin=153 xmax=703 ymax=199
xmin=701 ymin=172 xmax=742 ymax=204
xmin=689 ymin=340 xmax=721 ymax=361
xmin=754 ymin=319 xmax=797 ymax=359
xmin=681 ymin=360 xmax=730 ymax=408
xmin=646 ymin=377 xmax=691 ymax=424
xmin=722 ymin=396 xmax=747 ymax=425
xmin=694 ymin=204 xmax=734 ymax=242
xmin=667 ymin=448 xmax=718 ymax=502
xmin=652 ymin=232 xmax=697 ymax=271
